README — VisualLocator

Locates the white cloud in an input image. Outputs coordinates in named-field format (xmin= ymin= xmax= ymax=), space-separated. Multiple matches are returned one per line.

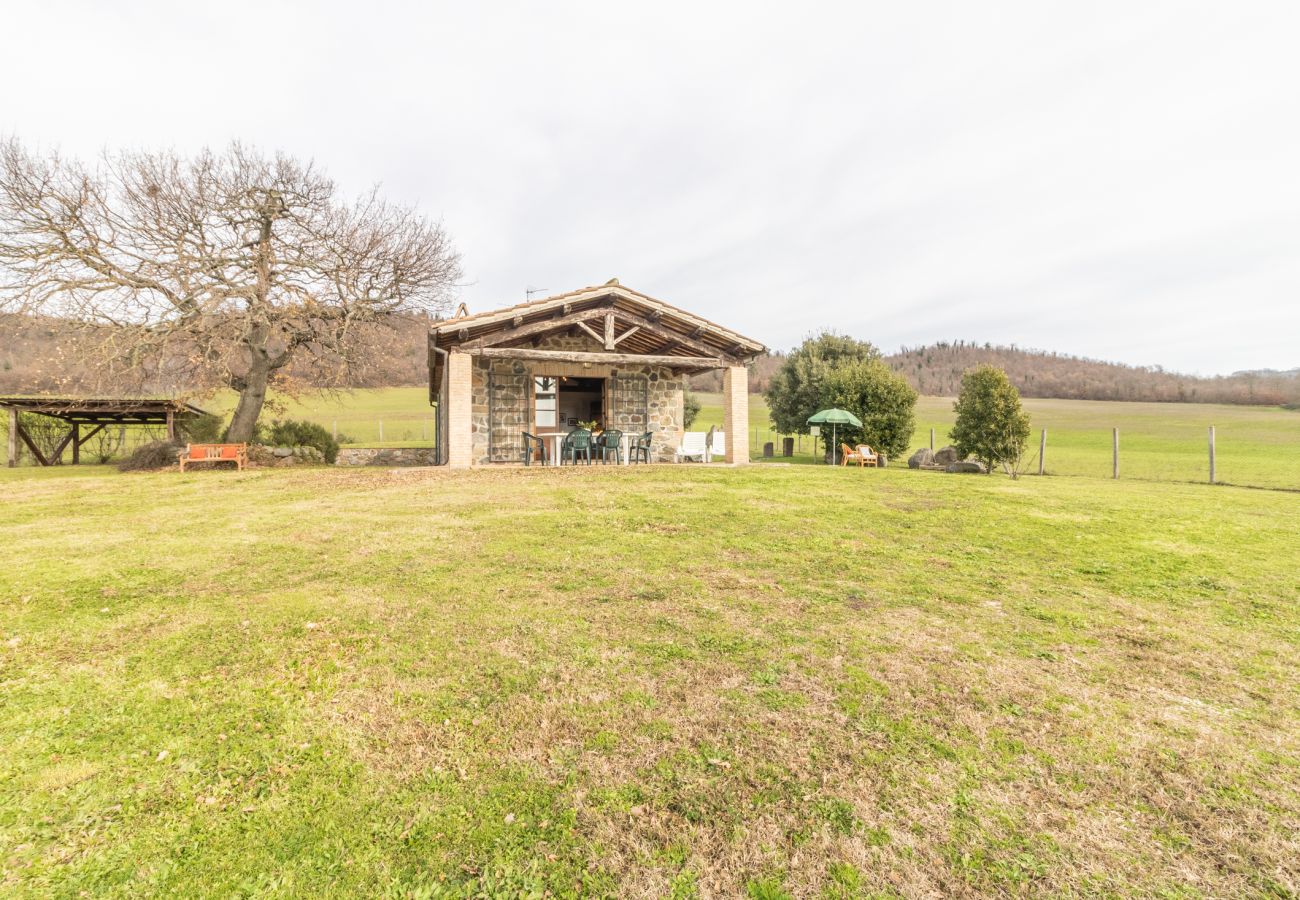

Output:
xmin=1 ymin=0 xmax=1296 ymax=373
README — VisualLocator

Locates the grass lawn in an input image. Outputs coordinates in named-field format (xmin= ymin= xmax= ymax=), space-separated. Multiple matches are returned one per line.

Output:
xmin=1 ymin=464 xmax=1298 ymax=896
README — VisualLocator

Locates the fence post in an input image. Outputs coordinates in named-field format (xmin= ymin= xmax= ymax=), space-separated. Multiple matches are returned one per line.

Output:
xmin=422 ymin=419 xmax=427 ymax=441
xmin=929 ymin=427 xmax=935 ymax=450
xmin=1112 ymin=428 xmax=1119 ymax=479
xmin=1209 ymin=425 xmax=1216 ymax=484
xmin=379 ymin=419 xmax=384 ymax=442
xmin=1038 ymin=428 xmax=1046 ymax=476
xmin=332 ymin=419 xmax=338 ymax=440
xmin=6 ymin=407 xmax=16 ymax=467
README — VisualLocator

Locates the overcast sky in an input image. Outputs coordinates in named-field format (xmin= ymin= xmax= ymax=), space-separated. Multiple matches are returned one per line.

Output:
xmin=2 ymin=1 xmax=1297 ymax=374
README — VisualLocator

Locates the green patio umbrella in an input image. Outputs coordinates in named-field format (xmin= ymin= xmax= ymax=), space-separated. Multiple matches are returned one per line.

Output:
xmin=807 ymin=408 xmax=863 ymax=465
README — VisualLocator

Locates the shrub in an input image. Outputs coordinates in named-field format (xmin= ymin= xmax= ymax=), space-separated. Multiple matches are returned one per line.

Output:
xmin=683 ymin=389 xmax=702 ymax=430
xmin=183 ymin=413 xmax=225 ymax=443
xmin=88 ymin=426 xmax=125 ymax=464
xmin=118 ymin=440 xmax=184 ymax=471
xmin=950 ymin=365 xmax=1031 ymax=474
xmin=263 ymin=419 xmax=340 ymax=463
xmin=821 ymin=360 xmax=917 ymax=459
xmin=766 ymin=332 xmax=882 ymax=436
xmin=766 ymin=332 xmax=915 ymax=458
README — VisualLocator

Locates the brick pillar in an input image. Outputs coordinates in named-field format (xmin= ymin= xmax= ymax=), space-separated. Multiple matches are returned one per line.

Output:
xmin=722 ymin=365 xmax=748 ymax=465
xmin=446 ymin=350 xmax=473 ymax=468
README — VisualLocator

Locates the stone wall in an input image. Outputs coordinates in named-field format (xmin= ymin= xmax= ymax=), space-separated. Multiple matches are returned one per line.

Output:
xmin=335 ymin=447 xmax=437 ymax=467
xmin=469 ymin=332 xmax=684 ymax=464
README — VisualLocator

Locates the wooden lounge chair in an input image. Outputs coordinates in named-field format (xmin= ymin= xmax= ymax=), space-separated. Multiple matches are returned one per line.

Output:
xmin=841 ymin=443 xmax=879 ymax=468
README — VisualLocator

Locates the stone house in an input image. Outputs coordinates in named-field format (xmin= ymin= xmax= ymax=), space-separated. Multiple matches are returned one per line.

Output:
xmin=428 ymin=281 xmax=766 ymax=467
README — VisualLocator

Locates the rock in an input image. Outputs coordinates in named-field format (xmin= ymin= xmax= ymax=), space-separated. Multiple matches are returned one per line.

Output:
xmin=246 ymin=444 xmax=276 ymax=466
xmin=945 ymin=460 xmax=987 ymax=474
xmin=333 ymin=447 xmax=437 ymax=467
xmin=273 ymin=446 xmax=293 ymax=458
xmin=908 ymin=448 xmax=934 ymax=469
xmin=933 ymin=446 xmax=962 ymax=466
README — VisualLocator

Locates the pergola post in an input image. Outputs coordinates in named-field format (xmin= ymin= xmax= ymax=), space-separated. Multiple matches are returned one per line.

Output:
xmin=71 ymin=423 xmax=80 ymax=465
xmin=6 ymin=407 xmax=16 ymax=468
xmin=446 ymin=350 xmax=474 ymax=468
xmin=166 ymin=410 xmax=176 ymax=442
xmin=722 ymin=365 xmax=749 ymax=465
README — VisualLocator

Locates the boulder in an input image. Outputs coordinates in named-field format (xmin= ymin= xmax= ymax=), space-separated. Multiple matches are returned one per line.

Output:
xmin=945 ymin=460 xmax=987 ymax=474
xmin=908 ymin=448 xmax=934 ymax=469
xmin=273 ymin=446 xmax=293 ymax=458
xmin=933 ymin=445 xmax=962 ymax=466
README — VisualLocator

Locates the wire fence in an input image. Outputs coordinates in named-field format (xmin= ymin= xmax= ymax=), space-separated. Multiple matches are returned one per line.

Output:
xmin=742 ymin=422 xmax=1299 ymax=491
xmin=5 ymin=414 xmax=1297 ymax=490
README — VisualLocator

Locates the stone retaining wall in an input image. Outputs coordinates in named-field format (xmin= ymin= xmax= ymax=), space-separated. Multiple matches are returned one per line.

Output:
xmin=335 ymin=447 xmax=437 ymax=467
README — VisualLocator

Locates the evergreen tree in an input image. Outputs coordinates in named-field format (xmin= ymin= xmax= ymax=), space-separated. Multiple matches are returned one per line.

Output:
xmin=950 ymin=366 xmax=1031 ymax=473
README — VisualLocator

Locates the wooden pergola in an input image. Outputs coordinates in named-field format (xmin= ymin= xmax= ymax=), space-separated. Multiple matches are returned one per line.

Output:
xmin=2 ymin=397 xmax=209 ymax=467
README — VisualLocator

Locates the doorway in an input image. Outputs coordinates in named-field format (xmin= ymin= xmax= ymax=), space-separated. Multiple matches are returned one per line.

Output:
xmin=557 ymin=376 xmax=605 ymax=428
xmin=533 ymin=375 xmax=605 ymax=432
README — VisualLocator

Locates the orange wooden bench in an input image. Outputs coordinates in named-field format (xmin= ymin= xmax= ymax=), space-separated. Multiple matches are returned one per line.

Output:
xmin=179 ymin=443 xmax=247 ymax=472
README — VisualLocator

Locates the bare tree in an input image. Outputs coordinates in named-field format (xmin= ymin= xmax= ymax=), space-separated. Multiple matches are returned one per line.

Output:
xmin=0 ymin=140 xmax=461 ymax=439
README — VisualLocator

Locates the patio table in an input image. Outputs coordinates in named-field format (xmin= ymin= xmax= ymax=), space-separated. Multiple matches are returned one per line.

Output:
xmin=535 ymin=431 xmax=633 ymax=466
xmin=536 ymin=431 xmax=567 ymax=467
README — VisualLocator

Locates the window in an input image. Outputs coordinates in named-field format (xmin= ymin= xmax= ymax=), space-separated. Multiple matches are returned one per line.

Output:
xmin=534 ymin=376 xmax=557 ymax=427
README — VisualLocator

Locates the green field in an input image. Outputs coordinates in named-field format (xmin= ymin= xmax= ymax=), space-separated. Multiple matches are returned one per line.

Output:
xmin=9 ymin=388 xmax=1297 ymax=489
xmin=1 ymin=464 xmax=1298 ymax=896
xmin=700 ymin=394 xmax=1300 ymax=490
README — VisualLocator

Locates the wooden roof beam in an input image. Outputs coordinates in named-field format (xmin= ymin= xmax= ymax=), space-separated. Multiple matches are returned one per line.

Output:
xmin=470 ymin=309 xmax=607 ymax=348
xmin=607 ymin=310 xmax=721 ymax=358
xmin=466 ymin=347 xmax=724 ymax=368
xmin=611 ymin=325 xmax=640 ymax=347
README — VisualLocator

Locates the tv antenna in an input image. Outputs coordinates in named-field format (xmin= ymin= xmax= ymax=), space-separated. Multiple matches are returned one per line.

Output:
xmin=526 ymin=285 xmax=549 ymax=300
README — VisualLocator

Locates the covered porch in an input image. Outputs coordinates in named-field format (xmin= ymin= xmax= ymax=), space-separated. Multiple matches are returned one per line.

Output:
xmin=428 ymin=281 xmax=764 ymax=467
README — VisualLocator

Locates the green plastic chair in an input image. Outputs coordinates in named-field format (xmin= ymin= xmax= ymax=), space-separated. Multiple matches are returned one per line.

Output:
xmin=521 ymin=432 xmax=548 ymax=466
xmin=628 ymin=430 xmax=653 ymax=464
xmin=599 ymin=429 xmax=624 ymax=464
xmin=562 ymin=428 xmax=593 ymax=465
